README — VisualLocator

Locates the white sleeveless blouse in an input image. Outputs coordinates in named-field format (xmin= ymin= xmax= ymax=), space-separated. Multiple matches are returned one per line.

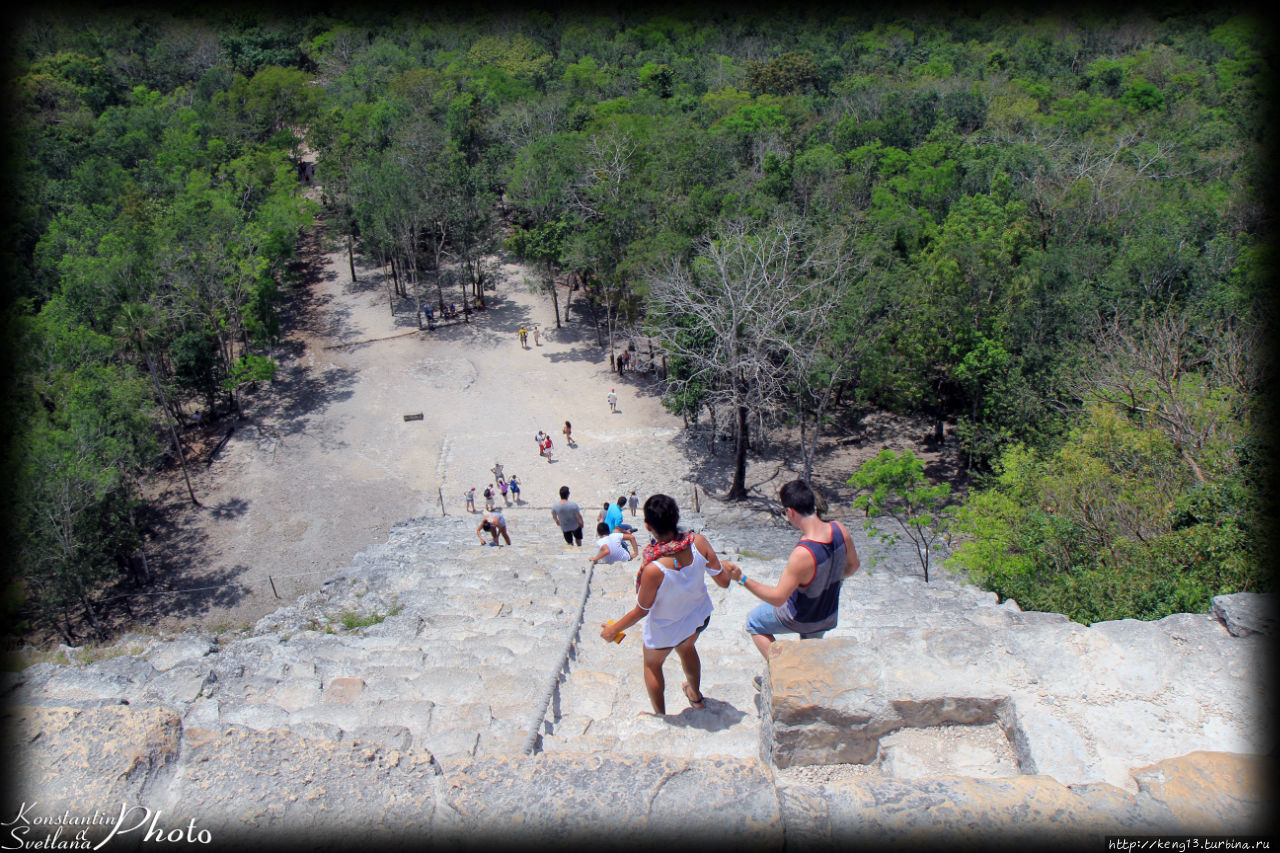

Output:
xmin=641 ymin=544 xmax=716 ymax=649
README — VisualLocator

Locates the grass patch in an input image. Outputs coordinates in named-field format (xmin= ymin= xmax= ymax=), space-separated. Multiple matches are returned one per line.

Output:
xmin=739 ymin=549 xmax=769 ymax=561
xmin=2 ymin=638 xmax=150 ymax=671
xmin=78 ymin=642 xmax=149 ymax=665
xmin=1 ymin=648 xmax=70 ymax=670
xmin=338 ymin=603 xmax=402 ymax=631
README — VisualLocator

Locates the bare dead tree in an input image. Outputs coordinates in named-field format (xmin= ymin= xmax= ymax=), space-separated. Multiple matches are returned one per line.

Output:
xmin=645 ymin=220 xmax=847 ymax=500
xmin=569 ymin=127 xmax=635 ymax=220
xmin=1075 ymin=310 xmax=1259 ymax=485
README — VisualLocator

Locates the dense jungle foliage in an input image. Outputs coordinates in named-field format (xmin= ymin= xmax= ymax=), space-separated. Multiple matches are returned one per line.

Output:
xmin=1 ymin=6 xmax=1273 ymax=641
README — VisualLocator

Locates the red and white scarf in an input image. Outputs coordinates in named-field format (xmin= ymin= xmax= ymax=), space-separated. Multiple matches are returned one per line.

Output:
xmin=636 ymin=532 xmax=696 ymax=590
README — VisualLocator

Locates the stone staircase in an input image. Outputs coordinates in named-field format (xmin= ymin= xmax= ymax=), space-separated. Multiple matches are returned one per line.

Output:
xmin=5 ymin=504 xmax=1274 ymax=846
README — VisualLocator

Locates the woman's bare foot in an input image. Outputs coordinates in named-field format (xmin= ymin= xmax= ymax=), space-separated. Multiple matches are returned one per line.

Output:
xmin=682 ymin=682 xmax=705 ymax=709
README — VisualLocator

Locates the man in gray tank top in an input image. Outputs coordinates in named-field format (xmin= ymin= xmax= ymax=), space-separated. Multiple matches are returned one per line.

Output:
xmin=724 ymin=479 xmax=860 ymax=660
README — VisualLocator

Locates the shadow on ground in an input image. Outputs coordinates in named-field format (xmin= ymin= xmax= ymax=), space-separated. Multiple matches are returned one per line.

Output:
xmin=94 ymin=486 xmax=256 ymax=634
xmin=672 ymin=407 xmax=971 ymax=522
xmin=660 ymin=696 xmax=749 ymax=730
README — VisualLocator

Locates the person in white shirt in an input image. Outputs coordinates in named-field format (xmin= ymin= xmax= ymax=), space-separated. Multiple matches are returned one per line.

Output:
xmin=589 ymin=522 xmax=638 ymax=565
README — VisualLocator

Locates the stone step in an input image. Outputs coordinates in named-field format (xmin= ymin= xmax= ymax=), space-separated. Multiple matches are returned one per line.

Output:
xmin=15 ymin=507 xmax=1267 ymax=797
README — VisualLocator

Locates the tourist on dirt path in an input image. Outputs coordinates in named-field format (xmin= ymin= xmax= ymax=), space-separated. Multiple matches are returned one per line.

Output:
xmin=724 ymin=479 xmax=861 ymax=662
xmin=597 ymin=501 xmax=612 ymax=527
xmin=599 ymin=494 xmax=732 ymax=715
xmin=608 ymin=388 xmax=618 ymax=413
xmin=465 ymin=487 xmax=477 ymax=513
xmin=509 ymin=474 xmax=521 ymax=503
xmin=629 ymin=491 xmax=639 ymax=517
xmin=499 ymin=477 xmax=510 ymax=505
xmin=483 ymin=485 xmax=495 ymax=511
xmin=617 ymin=349 xmax=630 ymax=375
xmin=552 ymin=486 xmax=584 ymax=546
xmin=519 ymin=326 xmax=528 ymax=348
xmin=532 ymin=325 xmax=541 ymax=346
xmin=540 ymin=435 xmax=554 ymax=462
xmin=477 ymin=510 xmax=511 ymax=547
xmin=563 ymin=420 xmax=575 ymax=447
xmin=491 ymin=462 xmax=505 ymax=484
xmin=590 ymin=522 xmax=638 ymax=565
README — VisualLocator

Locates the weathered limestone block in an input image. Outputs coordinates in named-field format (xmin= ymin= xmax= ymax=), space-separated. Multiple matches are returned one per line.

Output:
xmin=776 ymin=773 xmax=1155 ymax=850
xmin=166 ymin=725 xmax=441 ymax=847
xmin=766 ymin=620 xmax=1272 ymax=790
xmin=5 ymin=704 xmax=182 ymax=813
xmin=765 ymin=638 xmax=1009 ymax=769
xmin=437 ymin=753 xmax=782 ymax=848
xmin=140 ymin=663 xmax=216 ymax=706
xmin=146 ymin=635 xmax=215 ymax=672
xmin=1211 ymin=592 xmax=1276 ymax=638
xmin=1129 ymin=751 xmax=1275 ymax=834
xmin=40 ymin=667 xmax=144 ymax=703
xmin=324 ymin=676 xmax=365 ymax=703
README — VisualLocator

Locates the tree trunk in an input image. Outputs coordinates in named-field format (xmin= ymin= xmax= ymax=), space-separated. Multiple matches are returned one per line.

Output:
xmin=589 ymin=286 xmax=603 ymax=348
xmin=81 ymin=593 xmax=106 ymax=642
xmin=547 ymin=262 xmax=562 ymax=328
xmin=412 ymin=267 xmax=424 ymax=329
xmin=58 ymin=612 xmax=75 ymax=645
xmin=800 ymin=410 xmax=812 ymax=482
xmin=727 ymin=405 xmax=750 ymax=500
xmin=144 ymin=350 xmax=199 ymax=506
xmin=562 ymin=272 xmax=572 ymax=323
xmin=403 ymin=242 xmax=423 ymax=330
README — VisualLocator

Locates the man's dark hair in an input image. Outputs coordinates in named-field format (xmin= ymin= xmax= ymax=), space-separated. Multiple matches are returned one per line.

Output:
xmin=643 ymin=493 xmax=680 ymax=536
xmin=481 ymin=521 xmax=492 ymax=532
xmin=617 ymin=496 xmax=626 ymax=507
xmin=596 ymin=522 xmax=610 ymax=536
xmin=559 ymin=485 xmax=570 ymax=499
xmin=779 ymin=479 xmax=817 ymax=516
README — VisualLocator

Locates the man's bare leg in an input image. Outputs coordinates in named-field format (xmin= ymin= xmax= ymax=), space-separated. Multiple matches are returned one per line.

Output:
xmin=641 ymin=645 xmax=674 ymax=714
xmin=750 ymin=632 xmax=774 ymax=661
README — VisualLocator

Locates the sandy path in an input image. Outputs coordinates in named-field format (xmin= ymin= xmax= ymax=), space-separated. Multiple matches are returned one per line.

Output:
xmin=138 ymin=226 xmax=687 ymax=635
xmin=128 ymin=207 xmax=961 ymax=641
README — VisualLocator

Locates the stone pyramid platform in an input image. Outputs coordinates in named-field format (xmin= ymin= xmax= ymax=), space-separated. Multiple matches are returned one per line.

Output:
xmin=5 ymin=504 xmax=1274 ymax=848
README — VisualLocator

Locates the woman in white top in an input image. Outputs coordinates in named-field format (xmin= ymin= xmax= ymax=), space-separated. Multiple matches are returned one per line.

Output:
xmin=600 ymin=494 xmax=733 ymax=714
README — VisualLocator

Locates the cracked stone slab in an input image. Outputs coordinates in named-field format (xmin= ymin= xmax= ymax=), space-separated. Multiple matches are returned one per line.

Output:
xmin=775 ymin=750 xmax=1276 ymax=848
xmin=765 ymin=621 xmax=1271 ymax=790
xmin=146 ymin=635 xmax=216 ymax=672
xmin=436 ymin=753 xmax=782 ymax=847
xmin=5 ymin=704 xmax=182 ymax=813
xmin=164 ymin=725 xmax=442 ymax=847
xmin=1211 ymin=592 xmax=1276 ymax=637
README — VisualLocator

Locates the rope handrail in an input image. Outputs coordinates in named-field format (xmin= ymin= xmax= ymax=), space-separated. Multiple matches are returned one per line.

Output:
xmin=520 ymin=559 xmax=595 ymax=755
